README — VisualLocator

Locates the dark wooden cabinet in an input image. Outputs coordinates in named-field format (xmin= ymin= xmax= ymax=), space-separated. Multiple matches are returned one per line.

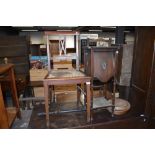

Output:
xmin=130 ymin=27 xmax=155 ymax=118
xmin=83 ymin=46 xmax=120 ymax=83
xmin=83 ymin=46 xmax=120 ymax=113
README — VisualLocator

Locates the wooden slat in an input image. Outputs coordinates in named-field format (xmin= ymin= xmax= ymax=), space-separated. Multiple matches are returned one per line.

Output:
xmin=0 ymin=36 xmax=29 ymax=46
xmin=0 ymin=46 xmax=28 ymax=57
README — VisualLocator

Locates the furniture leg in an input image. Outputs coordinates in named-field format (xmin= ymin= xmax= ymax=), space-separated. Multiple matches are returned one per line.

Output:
xmin=112 ymin=78 xmax=116 ymax=117
xmin=77 ymin=84 xmax=81 ymax=108
xmin=44 ymin=82 xmax=50 ymax=128
xmin=0 ymin=84 xmax=9 ymax=128
xmin=9 ymin=68 xmax=21 ymax=118
xmin=86 ymin=82 xmax=91 ymax=122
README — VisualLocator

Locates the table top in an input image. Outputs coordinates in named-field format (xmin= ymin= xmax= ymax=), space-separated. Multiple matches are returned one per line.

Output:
xmin=0 ymin=64 xmax=14 ymax=74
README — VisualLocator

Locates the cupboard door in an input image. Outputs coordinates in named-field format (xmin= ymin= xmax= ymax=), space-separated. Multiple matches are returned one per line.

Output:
xmin=131 ymin=27 xmax=155 ymax=115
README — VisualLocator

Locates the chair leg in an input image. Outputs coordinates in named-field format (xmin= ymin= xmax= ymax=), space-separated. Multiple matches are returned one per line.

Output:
xmin=30 ymin=86 xmax=35 ymax=106
xmin=77 ymin=84 xmax=81 ymax=109
xmin=112 ymin=77 xmax=116 ymax=117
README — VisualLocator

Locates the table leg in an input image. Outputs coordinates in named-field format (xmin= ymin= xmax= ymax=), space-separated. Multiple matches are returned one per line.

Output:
xmin=44 ymin=82 xmax=50 ymax=128
xmin=86 ymin=81 xmax=91 ymax=122
xmin=77 ymin=84 xmax=81 ymax=108
xmin=9 ymin=68 xmax=21 ymax=118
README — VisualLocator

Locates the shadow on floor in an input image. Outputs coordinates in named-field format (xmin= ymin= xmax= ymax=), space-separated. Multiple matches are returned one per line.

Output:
xmin=28 ymin=102 xmax=147 ymax=129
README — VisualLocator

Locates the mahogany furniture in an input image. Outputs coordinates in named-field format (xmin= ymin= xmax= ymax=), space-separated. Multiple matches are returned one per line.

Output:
xmin=130 ymin=27 xmax=155 ymax=121
xmin=43 ymin=69 xmax=91 ymax=128
xmin=83 ymin=46 xmax=120 ymax=115
xmin=0 ymin=64 xmax=21 ymax=128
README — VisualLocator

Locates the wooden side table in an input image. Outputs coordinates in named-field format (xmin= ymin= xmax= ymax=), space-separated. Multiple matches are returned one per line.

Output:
xmin=0 ymin=64 xmax=21 ymax=128
xmin=43 ymin=69 xmax=91 ymax=128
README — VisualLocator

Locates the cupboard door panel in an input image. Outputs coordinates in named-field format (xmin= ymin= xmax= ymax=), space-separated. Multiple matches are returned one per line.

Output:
xmin=131 ymin=27 xmax=155 ymax=116
xmin=132 ymin=28 xmax=154 ymax=90
xmin=130 ymin=86 xmax=146 ymax=114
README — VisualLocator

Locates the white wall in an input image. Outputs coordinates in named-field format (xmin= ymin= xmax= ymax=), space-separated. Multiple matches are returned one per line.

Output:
xmin=47 ymin=35 xmax=74 ymax=48
xmin=20 ymin=32 xmax=75 ymax=48
xmin=20 ymin=32 xmax=44 ymax=44
xmin=125 ymin=33 xmax=135 ymax=44
xmin=20 ymin=31 xmax=135 ymax=46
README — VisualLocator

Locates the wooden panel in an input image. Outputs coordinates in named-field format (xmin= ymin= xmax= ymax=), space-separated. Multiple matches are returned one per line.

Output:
xmin=84 ymin=47 xmax=119 ymax=82
xmin=53 ymin=63 xmax=72 ymax=70
xmin=130 ymin=86 xmax=146 ymax=114
xmin=145 ymin=51 xmax=155 ymax=116
xmin=84 ymin=48 xmax=91 ymax=77
xmin=93 ymin=51 xmax=115 ymax=82
xmin=0 ymin=84 xmax=9 ymax=128
xmin=49 ymin=40 xmax=59 ymax=56
xmin=0 ymin=64 xmax=21 ymax=128
xmin=0 ymin=36 xmax=30 ymax=87
xmin=0 ymin=46 xmax=28 ymax=57
xmin=0 ymin=36 xmax=29 ymax=46
xmin=131 ymin=27 xmax=155 ymax=116
xmin=132 ymin=27 xmax=155 ymax=90
xmin=148 ymin=92 xmax=155 ymax=117
xmin=149 ymin=53 xmax=155 ymax=92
